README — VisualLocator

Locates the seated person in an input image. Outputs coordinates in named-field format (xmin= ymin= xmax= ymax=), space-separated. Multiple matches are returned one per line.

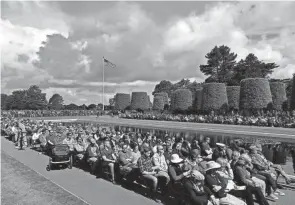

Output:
xmin=101 ymin=139 xmax=117 ymax=184
xmin=62 ymin=132 xmax=75 ymax=152
xmin=118 ymin=144 xmax=139 ymax=183
xmin=205 ymin=161 xmax=247 ymax=205
xmin=137 ymin=147 xmax=162 ymax=203
xmin=85 ymin=138 xmax=101 ymax=174
xmin=186 ymin=149 xmax=206 ymax=174
xmin=152 ymin=145 xmax=171 ymax=194
xmin=74 ymin=136 xmax=87 ymax=161
xmin=201 ymin=137 xmax=213 ymax=160
xmin=234 ymin=159 xmax=270 ymax=205
xmin=183 ymin=170 xmax=218 ymax=205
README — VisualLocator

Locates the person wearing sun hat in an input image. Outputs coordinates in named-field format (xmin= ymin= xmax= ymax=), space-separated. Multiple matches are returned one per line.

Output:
xmin=183 ymin=170 xmax=219 ymax=205
xmin=168 ymin=154 xmax=192 ymax=205
xmin=205 ymin=161 xmax=247 ymax=205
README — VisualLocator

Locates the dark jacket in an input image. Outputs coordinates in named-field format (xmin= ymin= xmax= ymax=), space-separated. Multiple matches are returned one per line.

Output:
xmin=183 ymin=179 xmax=213 ymax=205
xmin=205 ymin=172 xmax=227 ymax=198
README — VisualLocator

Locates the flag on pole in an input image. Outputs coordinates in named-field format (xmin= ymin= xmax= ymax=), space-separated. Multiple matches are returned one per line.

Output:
xmin=103 ymin=57 xmax=116 ymax=68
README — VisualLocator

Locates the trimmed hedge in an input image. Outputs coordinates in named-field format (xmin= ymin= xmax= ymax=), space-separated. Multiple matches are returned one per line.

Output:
xmin=291 ymin=74 xmax=295 ymax=110
xmin=152 ymin=96 xmax=164 ymax=110
xmin=270 ymin=82 xmax=287 ymax=110
xmin=202 ymin=83 xmax=228 ymax=111
xmin=114 ymin=93 xmax=131 ymax=110
xmin=171 ymin=89 xmax=192 ymax=111
xmin=240 ymin=78 xmax=272 ymax=110
xmin=226 ymin=86 xmax=240 ymax=110
xmin=131 ymin=92 xmax=150 ymax=110
xmin=194 ymin=89 xmax=203 ymax=111
xmin=154 ymin=92 xmax=169 ymax=105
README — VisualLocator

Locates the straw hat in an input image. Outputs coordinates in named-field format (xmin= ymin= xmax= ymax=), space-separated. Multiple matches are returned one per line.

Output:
xmin=216 ymin=143 xmax=226 ymax=147
xmin=205 ymin=161 xmax=221 ymax=172
xmin=170 ymin=154 xmax=183 ymax=164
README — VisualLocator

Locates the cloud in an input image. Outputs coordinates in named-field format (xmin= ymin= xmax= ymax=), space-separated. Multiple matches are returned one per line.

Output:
xmin=1 ymin=1 xmax=295 ymax=105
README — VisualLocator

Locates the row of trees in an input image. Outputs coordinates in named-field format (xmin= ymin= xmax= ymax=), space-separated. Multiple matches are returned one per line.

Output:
xmin=1 ymin=85 xmax=103 ymax=110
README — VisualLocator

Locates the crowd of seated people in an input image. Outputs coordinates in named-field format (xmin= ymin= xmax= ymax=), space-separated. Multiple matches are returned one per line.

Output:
xmin=119 ymin=110 xmax=295 ymax=128
xmin=2 ymin=117 xmax=295 ymax=205
xmin=1 ymin=110 xmax=97 ymax=118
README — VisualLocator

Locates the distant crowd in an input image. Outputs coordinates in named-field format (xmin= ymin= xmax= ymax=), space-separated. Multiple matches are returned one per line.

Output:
xmin=2 ymin=116 xmax=295 ymax=205
xmin=1 ymin=110 xmax=97 ymax=118
xmin=119 ymin=111 xmax=295 ymax=128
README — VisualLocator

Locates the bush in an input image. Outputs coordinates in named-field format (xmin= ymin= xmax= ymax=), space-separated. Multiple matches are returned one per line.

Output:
xmin=131 ymin=92 xmax=150 ymax=110
xmin=152 ymin=96 xmax=164 ymax=110
xmin=291 ymin=74 xmax=295 ymax=110
xmin=240 ymin=78 xmax=272 ymax=110
xmin=154 ymin=92 xmax=169 ymax=106
xmin=202 ymin=83 xmax=228 ymax=111
xmin=194 ymin=89 xmax=203 ymax=111
xmin=171 ymin=89 xmax=192 ymax=111
xmin=114 ymin=93 xmax=131 ymax=110
xmin=226 ymin=86 xmax=240 ymax=110
xmin=270 ymin=82 xmax=288 ymax=110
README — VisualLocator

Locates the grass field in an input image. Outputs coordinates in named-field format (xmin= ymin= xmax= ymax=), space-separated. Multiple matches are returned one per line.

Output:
xmin=1 ymin=151 xmax=89 ymax=205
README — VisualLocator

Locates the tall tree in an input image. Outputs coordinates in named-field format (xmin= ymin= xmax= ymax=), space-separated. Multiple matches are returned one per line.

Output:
xmin=233 ymin=53 xmax=278 ymax=84
xmin=200 ymin=45 xmax=237 ymax=84
xmin=87 ymin=104 xmax=97 ymax=110
xmin=25 ymin=85 xmax=48 ymax=110
xmin=64 ymin=103 xmax=79 ymax=110
xmin=152 ymin=80 xmax=173 ymax=97
xmin=8 ymin=90 xmax=27 ymax=110
xmin=48 ymin=93 xmax=64 ymax=110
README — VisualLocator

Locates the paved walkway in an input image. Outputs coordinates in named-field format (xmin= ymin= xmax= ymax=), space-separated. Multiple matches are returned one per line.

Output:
xmin=1 ymin=137 xmax=159 ymax=205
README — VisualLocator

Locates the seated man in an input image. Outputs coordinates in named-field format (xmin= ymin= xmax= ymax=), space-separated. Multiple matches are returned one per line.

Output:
xmin=118 ymin=144 xmax=139 ymax=183
xmin=62 ymin=132 xmax=75 ymax=152
xmin=85 ymin=138 xmax=101 ymax=174
xmin=101 ymin=139 xmax=117 ymax=184
xmin=73 ymin=136 xmax=87 ymax=161
xmin=137 ymin=147 xmax=162 ymax=203
xmin=152 ymin=145 xmax=170 ymax=194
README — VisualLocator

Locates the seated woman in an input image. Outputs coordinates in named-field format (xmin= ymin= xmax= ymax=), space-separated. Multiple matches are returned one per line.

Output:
xmin=205 ymin=161 xmax=247 ymax=205
xmin=85 ymin=138 xmax=101 ymax=174
xmin=101 ymin=139 xmax=117 ymax=184
xmin=185 ymin=149 xmax=206 ymax=174
xmin=183 ymin=170 xmax=218 ymax=205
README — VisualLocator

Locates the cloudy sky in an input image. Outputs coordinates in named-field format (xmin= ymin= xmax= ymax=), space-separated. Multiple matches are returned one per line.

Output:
xmin=1 ymin=1 xmax=295 ymax=105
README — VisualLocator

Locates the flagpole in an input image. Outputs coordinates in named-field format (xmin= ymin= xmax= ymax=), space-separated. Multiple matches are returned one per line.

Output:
xmin=102 ymin=56 xmax=105 ymax=111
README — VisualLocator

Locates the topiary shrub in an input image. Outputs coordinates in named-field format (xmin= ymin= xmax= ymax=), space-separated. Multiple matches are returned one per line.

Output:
xmin=194 ymin=89 xmax=203 ymax=112
xmin=152 ymin=96 xmax=164 ymax=110
xmin=291 ymin=74 xmax=295 ymax=110
xmin=131 ymin=92 xmax=149 ymax=110
xmin=171 ymin=89 xmax=192 ymax=112
xmin=202 ymin=83 xmax=228 ymax=111
xmin=114 ymin=93 xmax=131 ymax=110
xmin=154 ymin=92 xmax=169 ymax=106
xmin=270 ymin=82 xmax=287 ymax=110
xmin=226 ymin=86 xmax=240 ymax=110
xmin=240 ymin=78 xmax=272 ymax=110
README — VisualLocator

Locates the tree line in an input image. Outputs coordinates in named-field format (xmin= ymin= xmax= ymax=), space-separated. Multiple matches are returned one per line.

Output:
xmin=1 ymin=85 xmax=102 ymax=110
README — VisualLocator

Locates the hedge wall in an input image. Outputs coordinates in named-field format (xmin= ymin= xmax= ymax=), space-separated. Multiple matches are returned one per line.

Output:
xmin=170 ymin=89 xmax=192 ymax=111
xmin=270 ymin=82 xmax=287 ymax=110
xmin=114 ymin=93 xmax=131 ymax=110
xmin=291 ymin=74 xmax=295 ymax=110
xmin=226 ymin=86 xmax=240 ymax=110
xmin=194 ymin=89 xmax=203 ymax=111
xmin=152 ymin=96 xmax=164 ymax=110
xmin=148 ymin=95 xmax=153 ymax=109
xmin=240 ymin=78 xmax=272 ymax=110
xmin=202 ymin=83 xmax=228 ymax=111
xmin=154 ymin=92 xmax=169 ymax=105
xmin=131 ymin=92 xmax=150 ymax=110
